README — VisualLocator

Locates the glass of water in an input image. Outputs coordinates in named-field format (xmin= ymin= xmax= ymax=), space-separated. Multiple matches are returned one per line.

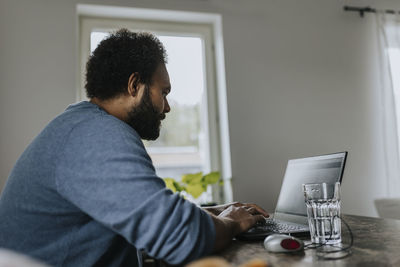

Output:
xmin=303 ymin=182 xmax=341 ymax=244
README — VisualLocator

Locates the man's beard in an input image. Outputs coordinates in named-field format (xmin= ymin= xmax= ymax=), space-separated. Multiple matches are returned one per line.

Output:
xmin=126 ymin=86 xmax=166 ymax=140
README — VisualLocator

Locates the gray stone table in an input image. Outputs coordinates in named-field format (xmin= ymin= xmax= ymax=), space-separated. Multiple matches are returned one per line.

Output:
xmin=217 ymin=215 xmax=400 ymax=267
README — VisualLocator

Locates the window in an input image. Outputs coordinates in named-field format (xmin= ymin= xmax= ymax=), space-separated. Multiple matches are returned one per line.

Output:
xmin=78 ymin=5 xmax=232 ymax=203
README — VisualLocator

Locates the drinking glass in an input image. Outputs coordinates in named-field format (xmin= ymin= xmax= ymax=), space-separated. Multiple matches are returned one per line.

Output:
xmin=303 ymin=182 xmax=341 ymax=244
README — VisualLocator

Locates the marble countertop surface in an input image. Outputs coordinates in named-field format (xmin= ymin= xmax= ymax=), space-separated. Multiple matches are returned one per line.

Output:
xmin=217 ymin=214 xmax=400 ymax=267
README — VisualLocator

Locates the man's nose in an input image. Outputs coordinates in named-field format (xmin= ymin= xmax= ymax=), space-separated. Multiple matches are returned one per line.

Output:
xmin=164 ymin=99 xmax=171 ymax=113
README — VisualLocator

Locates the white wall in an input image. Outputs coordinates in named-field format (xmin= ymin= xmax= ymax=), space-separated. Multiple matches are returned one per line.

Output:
xmin=1 ymin=0 xmax=400 ymax=217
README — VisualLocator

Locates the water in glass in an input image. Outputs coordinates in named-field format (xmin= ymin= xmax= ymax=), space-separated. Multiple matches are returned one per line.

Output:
xmin=306 ymin=198 xmax=341 ymax=244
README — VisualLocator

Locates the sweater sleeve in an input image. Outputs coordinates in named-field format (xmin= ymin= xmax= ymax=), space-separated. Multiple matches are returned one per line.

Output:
xmin=55 ymin=117 xmax=216 ymax=265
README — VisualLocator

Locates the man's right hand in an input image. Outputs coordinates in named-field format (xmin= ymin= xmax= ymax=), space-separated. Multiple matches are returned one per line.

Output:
xmin=217 ymin=205 xmax=266 ymax=236
xmin=209 ymin=204 xmax=267 ymax=252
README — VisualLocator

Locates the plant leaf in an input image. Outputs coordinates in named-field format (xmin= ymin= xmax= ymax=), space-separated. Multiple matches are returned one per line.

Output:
xmin=186 ymin=183 xmax=206 ymax=198
xmin=203 ymin=171 xmax=221 ymax=185
xmin=182 ymin=172 xmax=203 ymax=185
xmin=173 ymin=180 xmax=186 ymax=192
xmin=163 ymin=178 xmax=177 ymax=193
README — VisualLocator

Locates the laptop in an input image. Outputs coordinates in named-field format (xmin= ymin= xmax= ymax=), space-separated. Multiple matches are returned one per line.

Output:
xmin=236 ymin=151 xmax=348 ymax=241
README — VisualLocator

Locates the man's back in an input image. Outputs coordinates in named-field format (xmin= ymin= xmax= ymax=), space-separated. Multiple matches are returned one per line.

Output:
xmin=0 ymin=101 xmax=215 ymax=266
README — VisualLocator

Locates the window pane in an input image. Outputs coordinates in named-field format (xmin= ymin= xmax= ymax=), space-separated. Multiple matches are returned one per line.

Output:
xmin=90 ymin=32 xmax=109 ymax=52
xmin=146 ymin=36 xmax=207 ymax=179
xmin=148 ymin=36 xmax=204 ymax=148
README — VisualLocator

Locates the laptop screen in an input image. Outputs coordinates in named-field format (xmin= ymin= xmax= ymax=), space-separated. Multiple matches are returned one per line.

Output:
xmin=275 ymin=152 xmax=347 ymax=217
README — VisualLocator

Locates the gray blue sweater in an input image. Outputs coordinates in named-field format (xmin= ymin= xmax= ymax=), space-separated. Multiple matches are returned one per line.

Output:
xmin=0 ymin=101 xmax=215 ymax=266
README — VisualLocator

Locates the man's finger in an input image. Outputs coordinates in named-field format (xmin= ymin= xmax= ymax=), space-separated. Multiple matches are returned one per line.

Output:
xmin=251 ymin=215 xmax=266 ymax=226
xmin=244 ymin=203 xmax=269 ymax=217
xmin=245 ymin=207 xmax=258 ymax=215
xmin=232 ymin=202 xmax=242 ymax=207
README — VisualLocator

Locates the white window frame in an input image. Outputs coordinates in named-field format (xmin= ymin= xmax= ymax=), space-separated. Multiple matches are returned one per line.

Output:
xmin=77 ymin=4 xmax=232 ymax=203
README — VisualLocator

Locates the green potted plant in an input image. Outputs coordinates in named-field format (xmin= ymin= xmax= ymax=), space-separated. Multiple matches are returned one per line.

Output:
xmin=163 ymin=171 xmax=223 ymax=205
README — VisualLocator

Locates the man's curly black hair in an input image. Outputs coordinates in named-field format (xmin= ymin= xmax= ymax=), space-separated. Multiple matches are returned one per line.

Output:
xmin=85 ymin=29 xmax=167 ymax=100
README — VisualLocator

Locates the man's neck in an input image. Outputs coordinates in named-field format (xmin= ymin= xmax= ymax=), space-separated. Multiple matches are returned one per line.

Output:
xmin=90 ymin=97 xmax=128 ymax=123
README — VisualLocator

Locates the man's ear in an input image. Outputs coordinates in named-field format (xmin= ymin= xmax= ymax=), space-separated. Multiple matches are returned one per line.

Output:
xmin=127 ymin=73 xmax=142 ymax=97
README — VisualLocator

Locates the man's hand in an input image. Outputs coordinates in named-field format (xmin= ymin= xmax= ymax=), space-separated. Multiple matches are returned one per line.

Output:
xmin=203 ymin=202 xmax=269 ymax=218
xmin=208 ymin=203 xmax=269 ymax=252
xmin=217 ymin=205 xmax=266 ymax=236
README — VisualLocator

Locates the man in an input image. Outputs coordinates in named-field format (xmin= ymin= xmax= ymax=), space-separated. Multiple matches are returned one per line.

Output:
xmin=0 ymin=29 xmax=268 ymax=266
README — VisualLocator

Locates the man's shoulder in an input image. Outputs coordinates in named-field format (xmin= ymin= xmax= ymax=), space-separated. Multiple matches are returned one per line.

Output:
xmin=61 ymin=101 xmax=113 ymax=126
xmin=57 ymin=101 xmax=137 ymax=137
xmin=59 ymin=102 xmax=143 ymax=149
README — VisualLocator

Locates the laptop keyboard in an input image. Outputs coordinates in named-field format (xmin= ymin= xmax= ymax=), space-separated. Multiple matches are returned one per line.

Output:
xmin=248 ymin=219 xmax=307 ymax=233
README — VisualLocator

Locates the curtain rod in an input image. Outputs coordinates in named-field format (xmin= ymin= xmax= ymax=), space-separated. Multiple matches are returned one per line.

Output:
xmin=343 ymin=5 xmax=400 ymax=18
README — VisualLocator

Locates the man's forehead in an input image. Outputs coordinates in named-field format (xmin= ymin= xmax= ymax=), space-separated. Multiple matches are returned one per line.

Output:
xmin=154 ymin=64 xmax=170 ymax=87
